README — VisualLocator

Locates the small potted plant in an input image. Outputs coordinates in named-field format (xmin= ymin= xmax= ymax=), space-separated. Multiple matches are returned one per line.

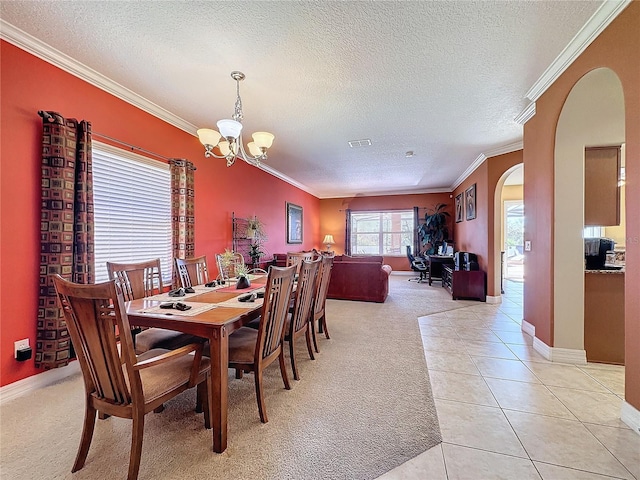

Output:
xmin=246 ymin=216 xmax=267 ymax=240
xmin=235 ymin=264 xmax=251 ymax=289
xmin=249 ymin=241 xmax=265 ymax=265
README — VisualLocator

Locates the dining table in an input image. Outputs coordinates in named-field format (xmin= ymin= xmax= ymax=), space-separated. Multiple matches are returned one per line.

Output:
xmin=125 ymin=275 xmax=268 ymax=453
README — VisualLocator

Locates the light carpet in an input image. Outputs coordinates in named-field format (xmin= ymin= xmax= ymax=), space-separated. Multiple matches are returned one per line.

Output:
xmin=0 ymin=275 xmax=473 ymax=479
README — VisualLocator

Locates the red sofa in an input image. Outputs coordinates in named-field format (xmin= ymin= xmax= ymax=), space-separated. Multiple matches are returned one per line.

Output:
xmin=327 ymin=255 xmax=392 ymax=303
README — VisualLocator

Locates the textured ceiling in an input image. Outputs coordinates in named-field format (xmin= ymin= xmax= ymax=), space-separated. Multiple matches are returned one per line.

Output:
xmin=1 ymin=1 xmax=603 ymax=198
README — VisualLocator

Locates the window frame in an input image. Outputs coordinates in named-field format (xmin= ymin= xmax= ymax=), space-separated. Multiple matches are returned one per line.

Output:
xmin=347 ymin=209 xmax=415 ymax=257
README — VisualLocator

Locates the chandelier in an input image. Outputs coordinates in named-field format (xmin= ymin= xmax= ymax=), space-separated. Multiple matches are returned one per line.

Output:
xmin=197 ymin=71 xmax=274 ymax=167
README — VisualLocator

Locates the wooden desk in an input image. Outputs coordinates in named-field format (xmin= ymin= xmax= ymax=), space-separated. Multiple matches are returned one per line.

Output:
xmin=126 ymin=280 xmax=266 ymax=453
xmin=427 ymin=255 xmax=454 ymax=285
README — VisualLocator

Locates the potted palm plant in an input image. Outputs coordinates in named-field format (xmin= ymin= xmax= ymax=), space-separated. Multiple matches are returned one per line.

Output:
xmin=417 ymin=203 xmax=451 ymax=255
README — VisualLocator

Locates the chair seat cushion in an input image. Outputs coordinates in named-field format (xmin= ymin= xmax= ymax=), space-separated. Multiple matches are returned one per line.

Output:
xmin=135 ymin=328 xmax=203 ymax=354
xmin=135 ymin=349 xmax=210 ymax=404
xmin=228 ymin=327 xmax=258 ymax=364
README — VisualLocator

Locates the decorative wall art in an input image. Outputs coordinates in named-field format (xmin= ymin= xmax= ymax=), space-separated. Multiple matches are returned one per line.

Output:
xmin=286 ymin=202 xmax=303 ymax=243
xmin=465 ymin=184 xmax=476 ymax=221
xmin=455 ymin=193 xmax=464 ymax=223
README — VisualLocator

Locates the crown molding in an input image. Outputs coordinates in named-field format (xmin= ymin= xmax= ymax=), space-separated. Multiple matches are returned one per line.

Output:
xmin=525 ymin=0 xmax=632 ymax=102
xmin=483 ymin=141 xmax=524 ymax=159
xmin=1 ymin=20 xmax=198 ymax=135
xmin=257 ymin=163 xmax=318 ymax=197
xmin=450 ymin=140 xmax=524 ymax=191
xmin=515 ymin=102 xmax=536 ymax=125
xmin=321 ymin=187 xmax=452 ymax=200
xmin=1 ymin=20 xmax=315 ymax=198
xmin=451 ymin=153 xmax=486 ymax=191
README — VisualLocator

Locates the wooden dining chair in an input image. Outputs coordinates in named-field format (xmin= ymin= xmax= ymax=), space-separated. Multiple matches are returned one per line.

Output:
xmin=227 ymin=265 xmax=296 ymax=423
xmin=52 ymin=275 xmax=212 ymax=480
xmin=311 ymin=255 xmax=335 ymax=352
xmin=175 ymin=255 xmax=209 ymax=288
xmin=285 ymin=257 xmax=321 ymax=380
xmin=285 ymin=251 xmax=314 ymax=271
xmin=106 ymin=259 xmax=201 ymax=354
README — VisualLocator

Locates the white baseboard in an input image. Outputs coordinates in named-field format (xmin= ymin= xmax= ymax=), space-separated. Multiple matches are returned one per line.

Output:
xmin=0 ymin=361 xmax=80 ymax=405
xmin=486 ymin=295 xmax=501 ymax=304
xmin=532 ymin=337 xmax=552 ymax=360
xmin=621 ymin=401 xmax=640 ymax=436
xmin=391 ymin=271 xmax=414 ymax=276
xmin=521 ymin=319 xmax=535 ymax=337
xmin=532 ymin=337 xmax=587 ymax=364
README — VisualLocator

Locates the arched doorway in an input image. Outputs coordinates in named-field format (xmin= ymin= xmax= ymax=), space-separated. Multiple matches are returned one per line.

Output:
xmin=493 ymin=164 xmax=524 ymax=299
xmin=553 ymin=67 xmax=625 ymax=361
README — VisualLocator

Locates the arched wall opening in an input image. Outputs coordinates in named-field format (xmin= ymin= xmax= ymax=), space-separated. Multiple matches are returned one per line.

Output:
xmin=553 ymin=67 xmax=625 ymax=353
xmin=493 ymin=164 xmax=524 ymax=298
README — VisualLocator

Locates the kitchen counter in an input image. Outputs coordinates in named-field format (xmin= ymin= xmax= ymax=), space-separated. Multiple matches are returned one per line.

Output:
xmin=585 ymin=267 xmax=625 ymax=274
xmin=584 ymin=270 xmax=625 ymax=365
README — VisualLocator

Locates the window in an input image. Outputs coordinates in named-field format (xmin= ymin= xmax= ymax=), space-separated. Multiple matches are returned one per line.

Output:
xmin=349 ymin=210 xmax=414 ymax=256
xmin=583 ymin=226 xmax=605 ymax=238
xmin=92 ymin=142 xmax=172 ymax=283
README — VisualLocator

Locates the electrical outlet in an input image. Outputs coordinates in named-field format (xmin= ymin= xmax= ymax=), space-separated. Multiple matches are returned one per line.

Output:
xmin=14 ymin=339 xmax=30 ymax=358
xmin=525 ymin=240 xmax=532 ymax=251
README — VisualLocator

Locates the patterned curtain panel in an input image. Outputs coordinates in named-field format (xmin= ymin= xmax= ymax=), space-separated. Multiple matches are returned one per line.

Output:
xmin=344 ymin=209 xmax=352 ymax=255
xmin=37 ymin=111 xmax=94 ymax=369
xmin=413 ymin=206 xmax=421 ymax=256
xmin=169 ymin=159 xmax=196 ymax=277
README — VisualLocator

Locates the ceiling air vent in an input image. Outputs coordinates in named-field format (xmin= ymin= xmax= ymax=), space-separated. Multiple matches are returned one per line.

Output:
xmin=348 ymin=139 xmax=372 ymax=148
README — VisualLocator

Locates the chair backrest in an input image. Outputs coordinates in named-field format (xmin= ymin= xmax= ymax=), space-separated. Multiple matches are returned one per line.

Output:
xmin=53 ymin=275 xmax=140 ymax=406
xmin=406 ymin=245 xmax=416 ymax=263
xmin=215 ymin=252 xmax=245 ymax=280
xmin=106 ymin=258 xmax=163 ymax=301
xmin=290 ymin=257 xmax=321 ymax=335
xmin=255 ymin=265 xmax=296 ymax=363
xmin=175 ymin=255 xmax=209 ymax=288
xmin=286 ymin=252 xmax=314 ymax=270
xmin=313 ymin=255 xmax=334 ymax=319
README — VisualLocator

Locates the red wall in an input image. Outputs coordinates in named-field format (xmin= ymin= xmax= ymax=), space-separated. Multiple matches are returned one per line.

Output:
xmin=319 ymin=193 xmax=454 ymax=272
xmin=523 ymin=2 xmax=640 ymax=409
xmin=0 ymin=41 xmax=319 ymax=386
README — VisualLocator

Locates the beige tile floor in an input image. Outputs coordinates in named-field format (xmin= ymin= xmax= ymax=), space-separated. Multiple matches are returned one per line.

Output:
xmin=379 ymin=280 xmax=639 ymax=480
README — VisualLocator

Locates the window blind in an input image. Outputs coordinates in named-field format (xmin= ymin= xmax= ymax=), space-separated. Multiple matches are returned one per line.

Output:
xmin=92 ymin=143 xmax=172 ymax=284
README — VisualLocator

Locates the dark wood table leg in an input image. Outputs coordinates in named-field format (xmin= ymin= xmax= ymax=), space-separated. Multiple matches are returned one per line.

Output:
xmin=210 ymin=326 xmax=228 ymax=453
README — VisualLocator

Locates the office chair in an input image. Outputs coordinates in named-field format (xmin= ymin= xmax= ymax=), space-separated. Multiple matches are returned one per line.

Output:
xmin=406 ymin=245 xmax=428 ymax=283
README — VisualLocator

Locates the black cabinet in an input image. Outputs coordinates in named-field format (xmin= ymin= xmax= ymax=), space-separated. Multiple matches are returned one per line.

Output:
xmin=442 ymin=266 xmax=486 ymax=301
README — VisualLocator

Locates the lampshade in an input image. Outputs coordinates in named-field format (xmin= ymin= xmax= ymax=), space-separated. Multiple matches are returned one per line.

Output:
xmin=218 ymin=140 xmax=238 ymax=157
xmin=252 ymin=131 xmax=275 ymax=149
xmin=247 ymin=141 xmax=262 ymax=157
xmin=217 ymin=119 xmax=243 ymax=139
xmin=197 ymin=128 xmax=222 ymax=147
xmin=323 ymin=234 xmax=335 ymax=245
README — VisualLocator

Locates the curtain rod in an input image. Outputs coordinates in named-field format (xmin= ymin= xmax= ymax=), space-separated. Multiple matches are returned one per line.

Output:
xmin=38 ymin=110 xmax=174 ymax=163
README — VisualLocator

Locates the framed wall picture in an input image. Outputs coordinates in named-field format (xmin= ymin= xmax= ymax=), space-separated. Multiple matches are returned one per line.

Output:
xmin=286 ymin=202 xmax=303 ymax=244
xmin=465 ymin=183 xmax=476 ymax=221
xmin=455 ymin=193 xmax=464 ymax=223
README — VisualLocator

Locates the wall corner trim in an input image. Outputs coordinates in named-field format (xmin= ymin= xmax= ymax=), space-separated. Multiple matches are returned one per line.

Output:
xmin=621 ymin=401 xmax=640 ymax=436
xmin=515 ymin=102 xmax=536 ymax=125
xmin=532 ymin=337 xmax=586 ymax=364
xmin=524 ymin=0 xmax=632 ymax=102
xmin=521 ymin=319 xmax=535 ymax=337
xmin=0 ymin=361 xmax=80 ymax=406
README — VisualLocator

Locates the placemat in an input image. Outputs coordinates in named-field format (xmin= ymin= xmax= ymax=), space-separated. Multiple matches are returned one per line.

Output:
xmin=214 ymin=297 xmax=264 ymax=308
xmin=137 ymin=302 xmax=218 ymax=316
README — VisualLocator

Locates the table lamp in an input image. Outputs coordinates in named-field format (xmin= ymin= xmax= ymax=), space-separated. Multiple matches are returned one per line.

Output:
xmin=322 ymin=234 xmax=335 ymax=251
